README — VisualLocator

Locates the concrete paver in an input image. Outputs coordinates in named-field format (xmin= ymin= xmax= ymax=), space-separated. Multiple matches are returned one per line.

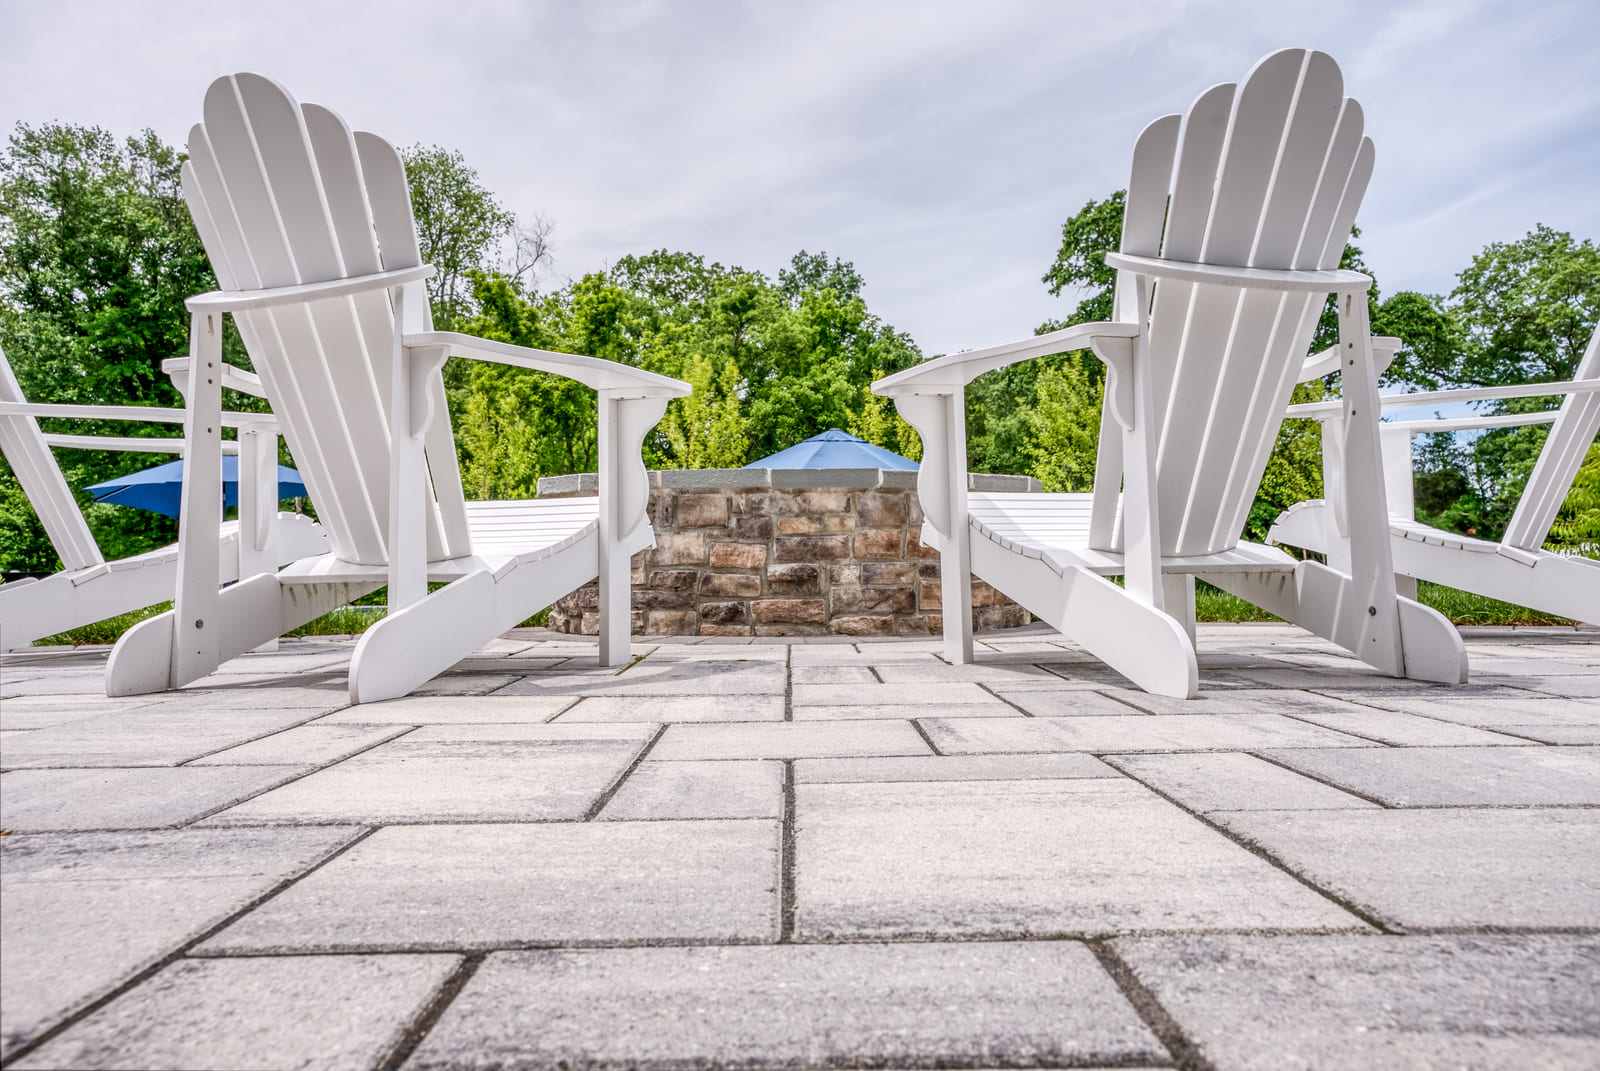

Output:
xmin=200 ymin=820 xmax=778 ymax=952
xmin=651 ymin=719 xmax=930 ymax=760
xmin=0 ymin=827 xmax=358 ymax=1059
xmin=921 ymin=713 xmax=1376 ymax=753
xmin=1262 ymin=745 xmax=1600 ymax=806
xmin=1 ymin=766 xmax=308 ymax=830
xmin=1115 ymin=935 xmax=1600 ymax=1070
xmin=14 ymin=954 xmax=459 ymax=1071
xmin=1216 ymin=808 xmax=1600 ymax=928
xmin=407 ymin=942 xmax=1164 ymax=1070
xmin=796 ymin=778 xmax=1364 ymax=939
xmin=1107 ymin=752 xmax=1380 ymax=812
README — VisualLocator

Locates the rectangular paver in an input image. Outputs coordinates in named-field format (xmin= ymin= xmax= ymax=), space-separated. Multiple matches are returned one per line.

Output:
xmin=792 ymin=682 xmax=1009 ymax=710
xmin=1215 ymin=809 xmax=1600 ymax=928
xmin=1261 ymin=746 xmax=1600 ymax=807
xmin=995 ymin=689 xmax=1149 ymax=716
xmin=1 ymin=766 xmax=308 ymax=831
xmin=920 ymin=714 xmax=1375 ymax=754
xmin=0 ymin=708 xmax=327 ymax=768
xmin=651 ymin=720 xmax=930 ymax=760
xmin=794 ymin=753 xmax=1116 ymax=783
xmin=0 ymin=827 xmax=358 ymax=1059
xmin=315 ymin=695 xmax=573 ymax=725
xmin=556 ymin=695 xmax=785 ymax=722
xmin=1115 ymin=935 xmax=1600 ymax=1071
xmin=796 ymin=778 xmax=1364 ymax=939
xmin=187 ymin=724 xmax=409 ymax=765
xmin=202 ymin=727 xmax=653 ymax=825
xmin=406 ymin=943 xmax=1164 ymax=1070
xmin=13 ymin=954 xmax=459 ymax=1071
xmin=496 ymin=660 xmax=786 ymax=697
xmin=598 ymin=760 xmax=784 ymax=820
xmin=1107 ymin=752 xmax=1379 ymax=812
xmin=199 ymin=820 xmax=778 ymax=951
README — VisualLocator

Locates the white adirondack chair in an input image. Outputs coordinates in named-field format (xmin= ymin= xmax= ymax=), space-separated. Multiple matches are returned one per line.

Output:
xmin=0 ymin=345 xmax=326 ymax=650
xmin=104 ymin=73 xmax=689 ymax=704
xmin=872 ymin=48 xmax=1468 ymax=697
xmin=1272 ymin=321 xmax=1600 ymax=624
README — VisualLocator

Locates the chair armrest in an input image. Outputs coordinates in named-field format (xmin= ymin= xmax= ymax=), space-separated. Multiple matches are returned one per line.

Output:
xmin=406 ymin=331 xmax=691 ymax=396
xmin=1287 ymin=378 xmax=1600 ymax=419
xmin=1104 ymin=252 xmax=1372 ymax=294
xmin=40 ymin=433 xmax=241 ymax=455
xmin=1383 ymin=411 xmax=1560 ymax=435
xmin=162 ymin=358 xmax=268 ymax=399
xmin=1298 ymin=337 xmax=1401 ymax=382
xmin=185 ymin=264 xmax=436 ymax=313
xmin=871 ymin=321 xmax=1140 ymax=394
xmin=0 ymin=401 xmax=274 ymax=429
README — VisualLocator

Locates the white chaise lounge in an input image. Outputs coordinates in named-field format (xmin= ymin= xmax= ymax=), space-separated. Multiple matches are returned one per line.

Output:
xmin=0 ymin=345 xmax=326 ymax=650
xmin=1272 ymin=321 xmax=1600 ymax=625
xmin=872 ymin=48 xmax=1468 ymax=697
xmin=105 ymin=73 xmax=689 ymax=703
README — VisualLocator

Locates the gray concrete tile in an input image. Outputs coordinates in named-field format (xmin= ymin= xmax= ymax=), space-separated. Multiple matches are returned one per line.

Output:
xmin=1499 ymin=725 xmax=1600 ymax=744
xmin=1115 ymin=934 xmax=1600 ymax=1071
xmin=0 ymin=827 xmax=358 ymax=1059
xmin=0 ymin=695 xmax=157 ymax=731
xmin=796 ymin=778 xmax=1364 ymax=939
xmin=314 ymin=695 xmax=574 ymax=725
xmin=1272 ymin=705 xmax=1538 ymax=746
xmin=1326 ymin=693 xmax=1598 ymax=729
xmin=794 ymin=702 xmax=1020 ymax=720
xmin=495 ymin=660 xmax=786 ymax=697
xmin=1 ymin=766 xmax=307 ymax=831
xmin=1512 ymin=675 xmax=1600 ymax=698
xmin=1101 ymin=687 xmax=1372 ymax=716
xmin=187 ymin=724 xmax=408 ymax=766
xmin=792 ymin=681 xmax=1009 ymax=710
xmin=995 ymin=689 xmax=1148 ymax=716
xmin=920 ymin=714 xmax=1376 ymax=754
xmin=202 ymin=728 xmax=652 ymax=825
xmin=406 ymin=942 xmax=1163 ymax=1070
xmin=870 ymin=662 xmax=1061 ymax=683
xmin=794 ymin=753 xmax=1116 ymax=783
xmin=790 ymin=665 xmax=877 ymax=684
xmin=0 ymin=708 xmax=326 ymax=769
xmin=1262 ymin=746 xmax=1600 ymax=807
xmin=199 ymin=820 xmax=778 ymax=952
xmin=651 ymin=720 xmax=930 ymax=761
xmin=144 ymin=686 xmax=353 ymax=713
xmin=409 ymin=673 xmax=520 ymax=696
xmin=14 ymin=953 xmax=459 ymax=1071
xmin=556 ymin=695 xmax=785 ymax=722
xmin=598 ymin=760 xmax=783 ymax=820
xmin=1215 ymin=809 xmax=1600 ymax=928
xmin=1107 ymin=753 xmax=1379 ymax=812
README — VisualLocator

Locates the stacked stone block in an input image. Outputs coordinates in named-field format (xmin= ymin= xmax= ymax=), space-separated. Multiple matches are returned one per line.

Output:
xmin=540 ymin=469 xmax=1035 ymax=637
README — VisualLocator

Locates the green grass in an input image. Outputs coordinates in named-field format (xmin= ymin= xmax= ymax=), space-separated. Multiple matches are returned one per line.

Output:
xmin=34 ymin=603 xmax=171 ymax=646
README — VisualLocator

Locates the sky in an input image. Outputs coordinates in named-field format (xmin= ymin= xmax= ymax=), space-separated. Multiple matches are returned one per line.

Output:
xmin=3 ymin=0 xmax=1596 ymax=358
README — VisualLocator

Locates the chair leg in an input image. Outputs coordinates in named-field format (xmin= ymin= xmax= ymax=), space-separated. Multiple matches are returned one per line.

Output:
xmin=597 ymin=543 xmax=631 ymax=667
xmin=1162 ymin=573 xmax=1197 ymax=647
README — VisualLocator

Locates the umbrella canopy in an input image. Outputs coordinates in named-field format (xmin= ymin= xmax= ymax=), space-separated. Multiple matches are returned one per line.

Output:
xmin=744 ymin=428 xmax=917 ymax=470
xmin=86 ymin=457 xmax=309 ymax=519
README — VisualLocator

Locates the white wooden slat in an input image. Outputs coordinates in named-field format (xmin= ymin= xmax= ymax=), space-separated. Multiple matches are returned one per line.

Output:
xmin=234 ymin=75 xmax=394 ymax=561
xmin=1194 ymin=53 xmax=1346 ymax=551
xmin=182 ymin=147 xmax=346 ymax=549
xmin=1503 ymin=324 xmax=1600 ymax=550
xmin=1159 ymin=52 xmax=1305 ymax=552
xmin=0 ymin=348 xmax=103 ymax=571
xmin=355 ymin=130 xmax=472 ymax=560
xmin=200 ymin=77 xmax=388 ymax=563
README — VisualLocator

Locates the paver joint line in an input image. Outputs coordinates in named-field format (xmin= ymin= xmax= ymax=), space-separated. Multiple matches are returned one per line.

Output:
xmin=376 ymin=952 xmax=486 ymax=1071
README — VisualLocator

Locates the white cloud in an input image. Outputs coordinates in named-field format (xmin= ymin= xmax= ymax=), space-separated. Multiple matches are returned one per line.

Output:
xmin=2 ymin=0 xmax=1594 ymax=352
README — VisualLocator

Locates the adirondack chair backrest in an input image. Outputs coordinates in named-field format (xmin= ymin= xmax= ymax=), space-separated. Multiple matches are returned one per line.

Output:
xmin=0 ymin=345 xmax=104 ymax=572
xmin=1103 ymin=48 xmax=1374 ymax=557
xmin=1501 ymin=323 xmax=1600 ymax=552
xmin=180 ymin=73 xmax=470 ymax=567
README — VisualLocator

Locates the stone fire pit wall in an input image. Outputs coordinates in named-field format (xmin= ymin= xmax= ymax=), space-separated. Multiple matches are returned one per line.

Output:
xmin=538 ymin=468 xmax=1039 ymax=637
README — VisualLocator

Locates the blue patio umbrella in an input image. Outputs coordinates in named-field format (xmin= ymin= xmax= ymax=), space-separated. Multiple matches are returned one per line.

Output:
xmin=744 ymin=428 xmax=917 ymax=470
xmin=86 ymin=457 xmax=309 ymax=519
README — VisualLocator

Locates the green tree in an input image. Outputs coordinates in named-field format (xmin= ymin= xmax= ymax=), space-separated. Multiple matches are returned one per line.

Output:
xmin=1026 ymin=360 xmax=1101 ymax=492
xmin=1549 ymin=444 xmax=1600 ymax=554
xmin=662 ymin=354 xmax=749 ymax=468
xmin=402 ymin=145 xmax=517 ymax=327
xmin=0 ymin=123 xmax=222 ymax=570
xmin=849 ymin=374 xmax=921 ymax=462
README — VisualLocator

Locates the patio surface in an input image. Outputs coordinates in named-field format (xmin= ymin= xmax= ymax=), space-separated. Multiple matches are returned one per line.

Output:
xmin=2 ymin=623 xmax=1598 ymax=1069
